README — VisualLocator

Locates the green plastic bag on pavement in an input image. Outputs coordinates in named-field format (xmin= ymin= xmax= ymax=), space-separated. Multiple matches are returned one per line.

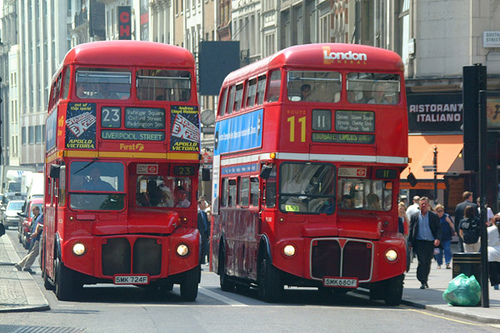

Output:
xmin=442 ymin=273 xmax=481 ymax=306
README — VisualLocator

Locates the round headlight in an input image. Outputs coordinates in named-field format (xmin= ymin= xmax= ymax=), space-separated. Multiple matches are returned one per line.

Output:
xmin=73 ymin=243 xmax=86 ymax=256
xmin=283 ymin=244 xmax=296 ymax=257
xmin=176 ymin=244 xmax=189 ymax=257
xmin=385 ymin=249 xmax=398 ymax=262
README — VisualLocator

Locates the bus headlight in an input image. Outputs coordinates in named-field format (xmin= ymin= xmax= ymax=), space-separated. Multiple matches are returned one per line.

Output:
xmin=385 ymin=249 xmax=398 ymax=262
xmin=176 ymin=244 xmax=189 ymax=257
xmin=283 ymin=244 xmax=296 ymax=257
xmin=73 ymin=243 xmax=86 ymax=256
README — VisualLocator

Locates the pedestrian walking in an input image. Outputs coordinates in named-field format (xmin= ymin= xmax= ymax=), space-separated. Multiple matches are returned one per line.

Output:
xmin=408 ymin=197 xmax=442 ymax=289
xmin=454 ymin=191 xmax=477 ymax=252
xmin=488 ymin=215 xmax=500 ymax=290
xmin=459 ymin=205 xmax=481 ymax=252
xmin=15 ymin=206 xmax=43 ymax=274
xmin=434 ymin=204 xmax=455 ymax=269
xmin=406 ymin=195 xmax=420 ymax=219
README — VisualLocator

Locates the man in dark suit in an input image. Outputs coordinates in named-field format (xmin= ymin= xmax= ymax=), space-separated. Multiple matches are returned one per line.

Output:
xmin=408 ymin=197 xmax=442 ymax=289
xmin=197 ymin=199 xmax=209 ymax=265
xmin=454 ymin=191 xmax=477 ymax=251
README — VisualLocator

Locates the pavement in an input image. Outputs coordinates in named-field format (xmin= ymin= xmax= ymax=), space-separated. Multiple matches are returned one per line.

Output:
xmin=1 ymin=233 xmax=499 ymax=323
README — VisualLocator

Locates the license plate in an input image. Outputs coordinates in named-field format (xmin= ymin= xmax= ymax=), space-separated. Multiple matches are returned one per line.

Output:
xmin=114 ymin=275 xmax=149 ymax=285
xmin=323 ymin=277 xmax=358 ymax=288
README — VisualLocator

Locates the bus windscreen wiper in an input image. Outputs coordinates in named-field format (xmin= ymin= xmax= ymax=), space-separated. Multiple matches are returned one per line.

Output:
xmin=73 ymin=158 xmax=99 ymax=175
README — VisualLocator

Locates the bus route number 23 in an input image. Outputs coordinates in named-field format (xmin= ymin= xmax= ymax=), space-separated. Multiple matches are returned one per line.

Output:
xmin=287 ymin=116 xmax=306 ymax=143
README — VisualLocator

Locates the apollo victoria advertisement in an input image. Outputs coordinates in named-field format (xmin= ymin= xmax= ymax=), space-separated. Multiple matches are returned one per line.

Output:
xmin=65 ymin=103 xmax=97 ymax=149
xmin=170 ymin=105 xmax=200 ymax=152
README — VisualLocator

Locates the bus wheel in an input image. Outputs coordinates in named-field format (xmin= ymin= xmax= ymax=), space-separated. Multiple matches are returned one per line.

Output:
xmin=180 ymin=265 xmax=199 ymax=302
xmin=258 ymin=253 xmax=282 ymax=303
xmin=219 ymin=244 xmax=235 ymax=292
xmin=55 ymin=258 xmax=76 ymax=301
xmin=383 ymin=274 xmax=404 ymax=306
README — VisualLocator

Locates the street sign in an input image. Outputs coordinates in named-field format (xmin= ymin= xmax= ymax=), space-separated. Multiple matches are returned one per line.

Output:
xmin=423 ymin=165 xmax=436 ymax=172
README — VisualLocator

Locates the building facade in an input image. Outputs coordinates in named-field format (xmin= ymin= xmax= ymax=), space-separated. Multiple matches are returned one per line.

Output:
xmin=0 ymin=0 xmax=499 ymax=209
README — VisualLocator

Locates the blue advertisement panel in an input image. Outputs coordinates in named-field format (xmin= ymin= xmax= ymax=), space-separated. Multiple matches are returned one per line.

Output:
xmin=65 ymin=103 xmax=97 ymax=149
xmin=214 ymin=109 xmax=263 ymax=155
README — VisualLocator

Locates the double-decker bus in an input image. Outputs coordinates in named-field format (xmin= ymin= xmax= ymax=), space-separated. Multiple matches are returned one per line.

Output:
xmin=211 ymin=43 xmax=408 ymax=305
xmin=42 ymin=41 xmax=201 ymax=301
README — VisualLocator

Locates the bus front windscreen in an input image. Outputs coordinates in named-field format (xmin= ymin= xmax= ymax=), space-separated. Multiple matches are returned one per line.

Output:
xmin=69 ymin=161 xmax=125 ymax=211
xmin=279 ymin=163 xmax=335 ymax=214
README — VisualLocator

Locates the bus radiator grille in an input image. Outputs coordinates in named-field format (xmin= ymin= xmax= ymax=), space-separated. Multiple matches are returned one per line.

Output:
xmin=311 ymin=239 xmax=372 ymax=281
xmin=102 ymin=238 xmax=131 ymax=276
xmin=101 ymin=238 xmax=162 ymax=276
xmin=133 ymin=238 xmax=162 ymax=276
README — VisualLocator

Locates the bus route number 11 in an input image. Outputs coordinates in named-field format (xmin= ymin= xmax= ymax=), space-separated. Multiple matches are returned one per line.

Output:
xmin=287 ymin=116 xmax=306 ymax=143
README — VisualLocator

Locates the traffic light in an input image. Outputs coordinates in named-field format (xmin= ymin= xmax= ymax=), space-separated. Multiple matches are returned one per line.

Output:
xmin=462 ymin=65 xmax=486 ymax=171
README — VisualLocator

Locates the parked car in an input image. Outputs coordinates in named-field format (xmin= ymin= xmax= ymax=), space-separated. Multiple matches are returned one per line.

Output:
xmin=2 ymin=200 xmax=25 ymax=229
xmin=17 ymin=198 xmax=44 ymax=249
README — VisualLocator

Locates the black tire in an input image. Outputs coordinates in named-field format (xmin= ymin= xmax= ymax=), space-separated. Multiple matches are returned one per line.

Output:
xmin=55 ymin=258 xmax=77 ymax=301
xmin=258 ymin=252 xmax=282 ymax=303
xmin=180 ymin=266 xmax=200 ymax=302
xmin=383 ymin=274 xmax=404 ymax=306
xmin=219 ymin=243 xmax=235 ymax=292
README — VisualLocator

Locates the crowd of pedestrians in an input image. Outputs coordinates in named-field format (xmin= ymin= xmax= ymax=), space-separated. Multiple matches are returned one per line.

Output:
xmin=400 ymin=191 xmax=500 ymax=291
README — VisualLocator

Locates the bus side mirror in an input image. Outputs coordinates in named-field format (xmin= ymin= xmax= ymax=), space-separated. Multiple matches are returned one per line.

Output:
xmin=202 ymin=168 xmax=211 ymax=181
xmin=50 ymin=165 xmax=61 ymax=179
xmin=260 ymin=164 xmax=273 ymax=179
xmin=407 ymin=172 xmax=418 ymax=187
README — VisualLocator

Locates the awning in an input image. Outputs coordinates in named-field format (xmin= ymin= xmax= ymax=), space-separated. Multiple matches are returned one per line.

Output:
xmin=400 ymin=135 xmax=464 ymax=189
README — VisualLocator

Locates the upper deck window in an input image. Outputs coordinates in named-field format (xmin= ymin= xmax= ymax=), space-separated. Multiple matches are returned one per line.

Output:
xmin=233 ymin=83 xmax=244 ymax=112
xmin=219 ymin=88 xmax=228 ymax=117
xmin=266 ymin=70 xmax=281 ymax=102
xmin=287 ymin=71 xmax=341 ymax=103
xmin=137 ymin=69 xmax=191 ymax=101
xmin=256 ymin=75 xmax=266 ymax=105
xmin=76 ymin=69 xmax=131 ymax=100
xmin=246 ymin=78 xmax=257 ymax=107
xmin=346 ymin=73 xmax=400 ymax=105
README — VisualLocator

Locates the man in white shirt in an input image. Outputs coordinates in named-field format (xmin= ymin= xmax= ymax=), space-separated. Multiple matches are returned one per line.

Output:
xmin=406 ymin=195 xmax=420 ymax=219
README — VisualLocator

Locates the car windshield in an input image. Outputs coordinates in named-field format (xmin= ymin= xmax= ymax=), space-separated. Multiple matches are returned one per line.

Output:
xmin=7 ymin=201 xmax=24 ymax=211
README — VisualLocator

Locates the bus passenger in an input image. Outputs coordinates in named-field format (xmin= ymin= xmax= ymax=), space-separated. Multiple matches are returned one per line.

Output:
xmin=368 ymin=85 xmax=388 ymax=104
xmin=77 ymin=83 xmax=90 ymax=98
xmin=300 ymin=84 xmax=312 ymax=101
xmin=340 ymin=195 xmax=355 ymax=209
xmin=96 ymin=80 xmax=120 ymax=99
xmin=366 ymin=193 xmax=381 ymax=210
xmin=84 ymin=166 xmax=115 ymax=191
xmin=174 ymin=186 xmax=191 ymax=207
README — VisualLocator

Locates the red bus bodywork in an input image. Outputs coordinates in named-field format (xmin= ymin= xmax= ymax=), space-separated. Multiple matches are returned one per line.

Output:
xmin=211 ymin=44 xmax=408 ymax=304
xmin=42 ymin=41 xmax=201 ymax=301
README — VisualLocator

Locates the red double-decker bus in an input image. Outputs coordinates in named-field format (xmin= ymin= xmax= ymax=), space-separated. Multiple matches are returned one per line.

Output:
xmin=42 ymin=41 xmax=201 ymax=301
xmin=211 ymin=43 xmax=408 ymax=305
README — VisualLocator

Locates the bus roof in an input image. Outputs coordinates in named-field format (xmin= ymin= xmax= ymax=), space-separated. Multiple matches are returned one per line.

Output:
xmin=63 ymin=40 xmax=195 ymax=69
xmin=223 ymin=43 xmax=404 ymax=84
